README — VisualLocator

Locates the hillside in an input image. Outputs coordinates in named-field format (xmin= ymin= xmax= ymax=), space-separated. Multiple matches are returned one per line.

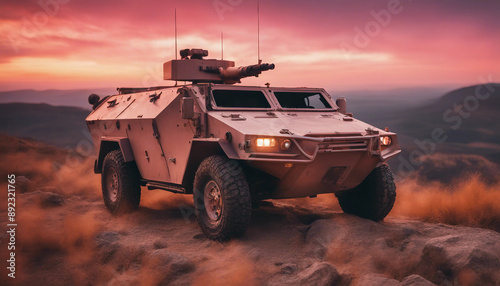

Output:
xmin=394 ymin=83 xmax=500 ymax=146
xmin=0 ymin=103 xmax=90 ymax=147
xmin=0 ymin=134 xmax=66 ymax=158
xmin=336 ymin=86 xmax=447 ymax=128
xmin=0 ymin=88 xmax=115 ymax=109
xmin=377 ymin=83 xmax=500 ymax=182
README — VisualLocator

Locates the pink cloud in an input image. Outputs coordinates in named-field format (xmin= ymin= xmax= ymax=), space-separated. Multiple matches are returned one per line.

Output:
xmin=0 ymin=0 xmax=499 ymax=90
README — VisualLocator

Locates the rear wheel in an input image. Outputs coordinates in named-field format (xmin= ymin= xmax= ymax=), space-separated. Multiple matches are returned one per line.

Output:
xmin=101 ymin=150 xmax=141 ymax=215
xmin=336 ymin=165 xmax=396 ymax=221
xmin=193 ymin=155 xmax=251 ymax=241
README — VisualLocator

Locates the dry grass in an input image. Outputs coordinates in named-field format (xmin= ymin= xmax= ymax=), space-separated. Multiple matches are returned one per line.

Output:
xmin=393 ymin=174 xmax=500 ymax=231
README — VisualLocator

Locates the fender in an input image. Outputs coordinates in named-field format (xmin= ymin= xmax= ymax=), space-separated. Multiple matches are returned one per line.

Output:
xmin=94 ymin=137 xmax=135 ymax=174
xmin=181 ymin=138 xmax=239 ymax=192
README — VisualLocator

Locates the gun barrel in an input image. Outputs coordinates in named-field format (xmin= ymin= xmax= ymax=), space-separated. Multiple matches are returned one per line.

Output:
xmin=240 ymin=63 xmax=275 ymax=77
xmin=219 ymin=63 xmax=275 ymax=83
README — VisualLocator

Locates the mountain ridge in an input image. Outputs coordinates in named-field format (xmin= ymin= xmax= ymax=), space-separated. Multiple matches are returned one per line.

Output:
xmin=0 ymin=103 xmax=90 ymax=147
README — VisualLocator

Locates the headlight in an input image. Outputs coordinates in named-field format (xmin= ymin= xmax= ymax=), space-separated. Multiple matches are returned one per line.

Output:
xmin=281 ymin=139 xmax=292 ymax=151
xmin=380 ymin=136 xmax=392 ymax=146
xmin=256 ymin=138 xmax=276 ymax=147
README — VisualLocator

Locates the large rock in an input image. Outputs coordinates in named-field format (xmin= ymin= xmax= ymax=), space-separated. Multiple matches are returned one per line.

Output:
xmin=355 ymin=274 xmax=399 ymax=286
xmin=267 ymin=261 xmax=341 ymax=286
xmin=417 ymin=233 xmax=500 ymax=285
xmin=297 ymin=262 xmax=340 ymax=286
xmin=305 ymin=215 xmax=500 ymax=285
xmin=399 ymin=275 xmax=435 ymax=286
xmin=305 ymin=216 xmax=385 ymax=260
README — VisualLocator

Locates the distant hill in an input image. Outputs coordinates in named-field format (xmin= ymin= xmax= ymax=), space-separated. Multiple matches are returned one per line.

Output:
xmin=394 ymin=84 xmax=500 ymax=137
xmin=0 ymin=133 xmax=66 ymax=158
xmin=0 ymin=88 xmax=115 ymax=109
xmin=336 ymin=86 xmax=448 ymax=128
xmin=0 ymin=103 xmax=90 ymax=147
xmin=391 ymin=84 xmax=500 ymax=161
xmin=375 ymin=83 xmax=500 ymax=183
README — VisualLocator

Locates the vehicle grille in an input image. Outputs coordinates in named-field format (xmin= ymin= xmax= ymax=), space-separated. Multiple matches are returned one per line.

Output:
xmin=317 ymin=137 xmax=371 ymax=153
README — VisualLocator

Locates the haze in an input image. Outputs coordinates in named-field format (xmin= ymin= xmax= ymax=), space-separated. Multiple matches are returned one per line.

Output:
xmin=1 ymin=0 xmax=499 ymax=91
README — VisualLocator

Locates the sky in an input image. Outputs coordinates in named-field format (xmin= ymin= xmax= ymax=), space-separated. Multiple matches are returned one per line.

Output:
xmin=0 ymin=0 xmax=499 ymax=91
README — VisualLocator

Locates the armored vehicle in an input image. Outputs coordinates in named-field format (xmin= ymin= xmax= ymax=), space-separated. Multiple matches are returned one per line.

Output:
xmin=86 ymin=49 xmax=401 ymax=240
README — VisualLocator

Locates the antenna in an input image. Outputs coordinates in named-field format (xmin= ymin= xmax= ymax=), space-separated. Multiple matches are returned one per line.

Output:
xmin=221 ymin=31 xmax=224 ymax=60
xmin=174 ymin=8 xmax=178 ymax=86
xmin=175 ymin=8 xmax=178 ymax=60
xmin=257 ymin=0 xmax=261 ymax=64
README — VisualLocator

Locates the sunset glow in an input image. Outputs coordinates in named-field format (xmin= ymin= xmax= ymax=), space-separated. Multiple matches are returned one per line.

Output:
xmin=1 ymin=0 xmax=499 ymax=91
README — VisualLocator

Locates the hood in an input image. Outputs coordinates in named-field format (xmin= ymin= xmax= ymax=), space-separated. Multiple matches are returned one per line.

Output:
xmin=208 ymin=111 xmax=379 ymax=137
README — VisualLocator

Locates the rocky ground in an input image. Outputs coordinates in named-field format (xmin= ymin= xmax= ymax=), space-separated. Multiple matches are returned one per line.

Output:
xmin=1 ymin=185 xmax=499 ymax=286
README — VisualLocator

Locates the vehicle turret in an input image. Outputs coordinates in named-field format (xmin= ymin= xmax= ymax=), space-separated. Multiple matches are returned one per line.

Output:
xmin=163 ymin=48 xmax=274 ymax=84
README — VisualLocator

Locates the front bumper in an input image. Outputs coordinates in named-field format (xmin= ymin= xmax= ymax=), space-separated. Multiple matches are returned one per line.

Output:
xmin=244 ymin=134 xmax=401 ymax=198
xmin=245 ymin=134 xmax=400 ymax=162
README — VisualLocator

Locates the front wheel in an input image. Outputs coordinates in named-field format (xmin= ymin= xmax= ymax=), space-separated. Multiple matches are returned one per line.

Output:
xmin=101 ymin=150 xmax=141 ymax=215
xmin=336 ymin=165 xmax=396 ymax=221
xmin=193 ymin=155 xmax=252 ymax=241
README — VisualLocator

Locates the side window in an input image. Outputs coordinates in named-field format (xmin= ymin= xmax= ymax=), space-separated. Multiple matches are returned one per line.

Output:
xmin=212 ymin=90 xmax=271 ymax=108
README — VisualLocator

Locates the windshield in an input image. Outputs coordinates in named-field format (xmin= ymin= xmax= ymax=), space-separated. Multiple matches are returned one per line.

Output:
xmin=212 ymin=90 xmax=271 ymax=108
xmin=274 ymin=92 xmax=332 ymax=109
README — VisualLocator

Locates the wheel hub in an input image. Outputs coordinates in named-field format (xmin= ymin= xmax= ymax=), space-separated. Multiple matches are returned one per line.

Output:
xmin=204 ymin=180 xmax=222 ymax=221
xmin=106 ymin=167 xmax=119 ymax=202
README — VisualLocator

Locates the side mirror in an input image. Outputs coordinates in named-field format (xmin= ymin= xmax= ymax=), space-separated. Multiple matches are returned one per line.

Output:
xmin=181 ymin=97 xmax=195 ymax=119
xmin=336 ymin=97 xmax=347 ymax=114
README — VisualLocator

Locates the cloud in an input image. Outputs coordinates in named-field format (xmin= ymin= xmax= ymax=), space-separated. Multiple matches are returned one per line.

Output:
xmin=0 ymin=0 xmax=499 ymax=90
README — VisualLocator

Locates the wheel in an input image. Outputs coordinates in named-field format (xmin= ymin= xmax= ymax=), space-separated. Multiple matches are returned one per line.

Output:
xmin=336 ymin=165 xmax=396 ymax=221
xmin=101 ymin=150 xmax=141 ymax=215
xmin=193 ymin=155 xmax=251 ymax=241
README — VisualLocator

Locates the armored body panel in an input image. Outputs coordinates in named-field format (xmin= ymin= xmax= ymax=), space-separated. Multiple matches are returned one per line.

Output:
xmin=87 ymin=83 xmax=399 ymax=196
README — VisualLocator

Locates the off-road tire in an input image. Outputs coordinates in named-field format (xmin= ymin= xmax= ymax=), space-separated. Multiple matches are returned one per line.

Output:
xmin=336 ymin=165 xmax=396 ymax=221
xmin=193 ymin=155 xmax=251 ymax=241
xmin=101 ymin=150 xmax=141 ymax=215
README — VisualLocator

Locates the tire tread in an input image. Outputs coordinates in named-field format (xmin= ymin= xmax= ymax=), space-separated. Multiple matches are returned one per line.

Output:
xmin=101 ymin=150 xmax=141 ymax=214
xmin=193 ymin=155 xmax=251 ymax=241
xmin=336 ymin=165 xmax=396 ymax=221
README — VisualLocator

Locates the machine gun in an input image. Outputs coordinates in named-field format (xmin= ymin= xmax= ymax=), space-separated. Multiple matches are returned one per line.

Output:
xmin=164 ymin=49 xmax=275 ymax=84
xmin=219 ymin=63 xmax=275 ymax=84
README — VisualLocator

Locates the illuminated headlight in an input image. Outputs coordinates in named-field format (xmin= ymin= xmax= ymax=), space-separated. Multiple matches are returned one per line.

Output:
xmin=256 ymin=138 xmax=276 ymax=147
xmin=380 ymin=136 xmax=392 ymax=146
xmin=281 ymin=139 xmax=292 ymax=151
